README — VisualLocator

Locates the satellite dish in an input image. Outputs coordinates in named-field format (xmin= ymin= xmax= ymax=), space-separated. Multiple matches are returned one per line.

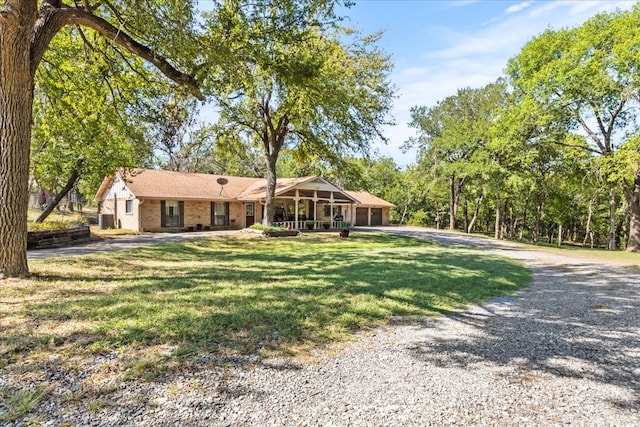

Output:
xmin=216 ymin=177 xmax=228 ymax=196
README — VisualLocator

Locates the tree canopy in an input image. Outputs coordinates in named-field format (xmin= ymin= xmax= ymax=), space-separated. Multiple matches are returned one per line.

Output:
xmin=398 ymin=5 xmax=640 ymax=250
xmin=203 ymin=0 xmax=395 ymax=224
xmin=0 ymin=0 xmax=369 ymax=277
xmin=506 ymin=4 xmax=640 ymax=250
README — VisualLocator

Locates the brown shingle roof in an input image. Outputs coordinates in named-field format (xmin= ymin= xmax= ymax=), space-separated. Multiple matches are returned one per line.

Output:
xmin=118 ymin=169 xmax=262 ymax=201
xmin=95 ymin=169 xmax=395 ymax=209
xmin=345 ymin=190 xmax=396 ymax=208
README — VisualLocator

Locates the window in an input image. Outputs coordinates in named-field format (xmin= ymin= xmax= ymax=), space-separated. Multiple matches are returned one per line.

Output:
xmin=323 ymin=205 xmax=342 ymax=218
xmin=164 ymin=200 xmax=180 ymax=227
xmin=212 ymin=202 xmax=229 ymax=226
xmin=125 ymin=200 xmax=134 ymax=214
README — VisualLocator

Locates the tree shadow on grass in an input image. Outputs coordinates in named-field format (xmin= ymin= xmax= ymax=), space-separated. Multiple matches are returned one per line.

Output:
xmin=408 ymin=262 xmax=640 ymax=412
xmin=1 ymin=233 xmax=530 ymax=422
xmin=7 ymin=234 xmax=529 ymax=356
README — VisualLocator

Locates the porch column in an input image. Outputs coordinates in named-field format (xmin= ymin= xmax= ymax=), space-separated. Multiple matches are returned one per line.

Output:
xmin=368 ymin=207 xmax=372 ymax=226
xmin=330 ymin=192 xmax=335 ymax=225
xmin=313 ymin=190 xmax=318 ymax=225
xmin=294 ymin=189 xmax=299 ymax=228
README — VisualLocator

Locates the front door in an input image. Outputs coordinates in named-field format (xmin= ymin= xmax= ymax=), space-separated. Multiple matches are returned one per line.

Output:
xmin=245 ymin=202 xmax=255 ymax=227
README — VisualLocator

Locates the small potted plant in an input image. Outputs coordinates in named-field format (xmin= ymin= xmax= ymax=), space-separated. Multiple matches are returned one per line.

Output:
xmin=322 ymin=221 xmax=331 ymax=229
xmin=306 ymin=220 xmax=315 ymax=230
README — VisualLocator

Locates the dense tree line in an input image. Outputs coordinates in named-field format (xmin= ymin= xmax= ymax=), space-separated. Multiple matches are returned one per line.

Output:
xmin=387 ymin=5 xmax=640 ymax=251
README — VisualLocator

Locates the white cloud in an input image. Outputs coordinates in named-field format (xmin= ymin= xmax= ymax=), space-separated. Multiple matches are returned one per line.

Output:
xmin=505 ymin=1 xmax=532 ymax=14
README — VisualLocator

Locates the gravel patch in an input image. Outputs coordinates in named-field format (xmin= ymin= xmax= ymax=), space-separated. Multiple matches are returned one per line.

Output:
xmin=4 ymin=227 xmax=640 ymax=426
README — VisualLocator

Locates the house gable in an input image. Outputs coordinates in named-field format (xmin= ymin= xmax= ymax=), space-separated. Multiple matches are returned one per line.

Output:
xmin=96 ymin=175 xmax=136 ymax=202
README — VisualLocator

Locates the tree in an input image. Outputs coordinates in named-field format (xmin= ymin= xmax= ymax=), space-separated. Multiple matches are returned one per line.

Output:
xmin=612 ymin=135 xmax=640 ymax=251
xmin=0 ymin=1 xmax=202 ymax=277
xmin=147 ymin=92 xmax=216 ymax=173
xmin=31 ymin=25 xmax=162 ymax=222
xmin=204 ymin=0 xmax=394 ymax=225
xmin=407 ymin=81 xmax=508 ymax=232
xmin=506 ymin=5 xmax=640 ymax=250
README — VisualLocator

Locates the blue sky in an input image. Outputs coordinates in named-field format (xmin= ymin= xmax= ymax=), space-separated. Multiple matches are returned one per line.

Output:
xmin=339 ymin=0 xmax=637 ymax=167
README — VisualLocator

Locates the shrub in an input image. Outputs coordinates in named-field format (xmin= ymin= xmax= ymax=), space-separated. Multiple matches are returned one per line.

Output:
xmin=407 ymin=210 xmax=430 ymax=226
xmin=249 ymin=224 xmax=286 ymax=232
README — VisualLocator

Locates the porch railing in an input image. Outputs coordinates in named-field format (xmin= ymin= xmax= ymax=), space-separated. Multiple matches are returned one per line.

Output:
xmin=273 ymin=220 xmax=350 ymax=230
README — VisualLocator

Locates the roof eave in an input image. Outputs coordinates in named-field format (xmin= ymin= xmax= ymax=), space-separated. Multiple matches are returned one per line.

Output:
xmin=94 ymin=175 xmax=114 ymax=202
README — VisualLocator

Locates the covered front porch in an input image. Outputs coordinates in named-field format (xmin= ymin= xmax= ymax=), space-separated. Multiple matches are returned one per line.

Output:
xmin=239 ymin=176 xmax=359 ymax=230
xmin=273 ymin=218 xmax=352 ymax=230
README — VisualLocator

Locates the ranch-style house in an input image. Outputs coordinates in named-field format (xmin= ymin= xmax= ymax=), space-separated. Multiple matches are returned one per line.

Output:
xmin=94 ymin=169 xmax=395 ymax=232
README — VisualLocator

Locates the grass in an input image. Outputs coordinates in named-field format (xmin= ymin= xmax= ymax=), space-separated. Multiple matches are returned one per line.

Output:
xmin=0 ymin=385 xmax=50 ymax=422
xmin=0 ymin=232 xmax=529 ymax=419
xmin=2 ymin=232 xmax=529 ymax=359
xmin=532 ymin=244 xmax=640 ymax=266
xmin=27 ymin=205 xmax=95 ymax=224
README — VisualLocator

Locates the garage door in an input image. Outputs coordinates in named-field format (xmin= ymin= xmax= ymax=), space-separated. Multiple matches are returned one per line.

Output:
xmin=371 ymin=208 xmax=382 ymax=226
xmin=355 ymin=208 xmax=369 ymax=226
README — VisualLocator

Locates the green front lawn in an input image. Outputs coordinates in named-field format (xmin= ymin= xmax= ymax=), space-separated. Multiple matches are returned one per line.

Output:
xmin=1 ymin=232 xmax=529 ymax=364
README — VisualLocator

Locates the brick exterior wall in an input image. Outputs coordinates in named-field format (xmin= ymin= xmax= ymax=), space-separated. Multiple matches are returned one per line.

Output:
xmin=140 ymin=199 xmax=161 ymax=231
xmin=229 ymin=202 xmax=244 ymax=228
xmin=102 ymin=196 xmax=386 ymax=231
xmin=138 ymin=199 xmax=247 ymax=232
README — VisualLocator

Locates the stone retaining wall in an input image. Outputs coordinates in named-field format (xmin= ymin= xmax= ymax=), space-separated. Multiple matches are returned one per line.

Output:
xmin=27 ymin=227 xmax=91 ymax=250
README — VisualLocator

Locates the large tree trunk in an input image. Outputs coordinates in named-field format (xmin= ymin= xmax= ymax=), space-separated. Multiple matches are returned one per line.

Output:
xmin=261 ymin=117 xmax=287 ymax=226
xmin=448 ymin=175 xmax=465 ymax=231
xmin=0 ymin=3 xmax=38 ymax=278
xmin=34 ymin=169 xmax=80 ymax=223
xmin=263 ymin=152 xmax=278 ymax=226
xmin=519 ymin=195 xmax=528 ymax=240
xmin=533 ymin=197 xmax=543 ymax=243
xmin=399 ymin=197 xmax=412 ymax=225
xmin=622 ymin=174 xmax=640 ymax=252
xmin=508 ymin=204 xmax=515 ymax=239
xmin=462 ymin=196 xmax=469 ymax=233
xmin=583 ymin=198 xmax=594 ymax=248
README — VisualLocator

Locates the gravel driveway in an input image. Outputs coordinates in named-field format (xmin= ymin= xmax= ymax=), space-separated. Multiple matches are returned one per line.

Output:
xmin=9 ymin=227 xmax=640 ymax=425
